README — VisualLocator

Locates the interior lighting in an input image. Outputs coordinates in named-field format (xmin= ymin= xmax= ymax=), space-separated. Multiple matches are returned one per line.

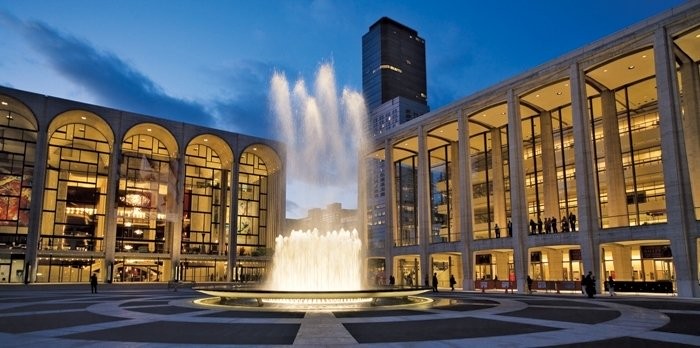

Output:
xmin=556 ymin=92 xmax=562 ymax=96
xmin=203 ymin=138 xmax=208 ymax=142
xmin=147 ymin=128 xmax=152 ymax=132
xmin=628 ymin=65 xmax=635 ymax=70
xmin=81 ymin=116 xmax=87 ymax=120
xmin=1 ymin=101 xmax=7 ymax=105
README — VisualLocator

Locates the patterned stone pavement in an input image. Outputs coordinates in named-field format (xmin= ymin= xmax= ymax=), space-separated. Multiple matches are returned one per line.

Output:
xmin=0 ymin=284 xmax=699 ymax=347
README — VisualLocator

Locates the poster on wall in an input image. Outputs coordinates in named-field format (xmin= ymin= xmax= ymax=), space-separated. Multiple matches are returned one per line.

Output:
xmin=0 ymin=175 xmax=31 ymax=226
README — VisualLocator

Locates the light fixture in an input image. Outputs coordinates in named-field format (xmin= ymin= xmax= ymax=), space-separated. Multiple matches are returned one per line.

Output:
xmin=628 ymin=65 xmax=635 ymax=70
xmin=1 ymin=101 xmax=7 ymax=105
xmin=203 ymin=138 xmax=208 ymax=142
xmin=147 ymin=128 xmax=152 ymax=132
xmin=556 ymin=92 xmax=562 ymax=96
xmin=81 ymin=116 xmax=87 ymax=120
xmin=134 ymin=229 xmax=143 ymax=235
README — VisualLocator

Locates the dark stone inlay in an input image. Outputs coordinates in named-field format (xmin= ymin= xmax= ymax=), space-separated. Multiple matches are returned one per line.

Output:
xmin=0 ymin=302 xmax=97 ymax=313
xmin=201 ymin=310 xmax=306 ymax=318
xmin=334 ymin=309 xmax=428 ymax=318
xmin=501 ymin=307 xmax=620 ymax=324
xmin=656 ymin=312 xmax=700 ymax=335
xmin=344 ymin=317 xmax=557 ymax=343
xmin=125 ymin=306 xmax=205 ymax=315
xmin=0 ymin=311 xmax=127 ymax=333
xmin=437 ymin=303 xmax=497 ymax=311
xmin=615 ymin=300 xmax=700 ymax=311
xmin=61 ymin=321 xmax=300 ymax=345
xmin=546 ymin=335 xmax=699 ymax=348
xmin=517 ymin=299 xmax=606 ymax=308
xmin=120 ymin=300 xmax=171 ymax=307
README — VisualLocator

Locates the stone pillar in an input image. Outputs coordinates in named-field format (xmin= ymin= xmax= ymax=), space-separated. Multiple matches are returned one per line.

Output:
xmin=383 ymin=140 xmax=395 ymax=282
xmin=654 ymin=28 xmax=698 ymax=297
xmin=228 ymin=157 xmax=240 ymax=281
xmin=507 ymin=89 xmax=529 ymax=292
xmin=24 ymin=120 xmax=48 ymax=283
xmin=491 ymin=128 xmax=507 ymax=228
xmin=570 ymin=63 xmax=601 ymax=279
xmin=457 ymin=111 xmax=475 ymax=290
xmin=416 ymin=126 xmax=431 ymax=286
xmin=601 ymin=89 xmax=628 ymax=227
xmin=103 ymin=138 xmax=122 ymax=283
xmin=170 ymin=154 xmax=185 ymax=280
xmin=539 ymin=111 xmax=560 ymax=221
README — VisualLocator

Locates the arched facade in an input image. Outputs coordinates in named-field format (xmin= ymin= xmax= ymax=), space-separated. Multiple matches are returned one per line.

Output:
xmin=0 ymin=89 xmax=285 ymax=284
xmin=367 ymin=3 xmax=700 ymax=297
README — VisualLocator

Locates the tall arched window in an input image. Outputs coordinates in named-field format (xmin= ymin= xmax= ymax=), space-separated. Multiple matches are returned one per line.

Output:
xmin=41 ymin=118 xmax=110 ymax=252
xmin=0 ymin=97 xmax=37 ymax=250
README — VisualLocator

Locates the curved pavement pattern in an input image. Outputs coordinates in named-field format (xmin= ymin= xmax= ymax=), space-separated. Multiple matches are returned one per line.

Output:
xmin=0 ymin=286 xmax=699 ymax=347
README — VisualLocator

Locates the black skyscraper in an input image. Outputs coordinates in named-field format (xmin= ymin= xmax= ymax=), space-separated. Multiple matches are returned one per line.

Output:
xmin=362 ymin=17 xmax=428 ymax=112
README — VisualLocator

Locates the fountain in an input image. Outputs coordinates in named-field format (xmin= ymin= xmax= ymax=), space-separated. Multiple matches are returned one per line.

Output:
xmin=195 ymin=63 xmax=430 ymax=309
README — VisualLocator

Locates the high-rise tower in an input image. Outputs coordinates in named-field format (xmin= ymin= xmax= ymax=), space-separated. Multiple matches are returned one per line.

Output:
xmin=362 ymin=17 xmax=429 ymax=136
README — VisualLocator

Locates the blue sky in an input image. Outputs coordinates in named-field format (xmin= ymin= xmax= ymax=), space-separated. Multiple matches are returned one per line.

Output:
xmin=0 ymin=0 xmax=686 ymax=218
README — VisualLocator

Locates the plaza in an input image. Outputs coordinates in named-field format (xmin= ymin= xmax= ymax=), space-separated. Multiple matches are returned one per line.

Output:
xmin=0 ymin=284 xmax=699 ymax=347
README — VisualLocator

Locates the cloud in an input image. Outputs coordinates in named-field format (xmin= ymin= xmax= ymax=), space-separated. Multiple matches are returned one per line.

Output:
xmin=1 ymin=12 xmax=224 ymax=128
xmin=206 ymin=59 xmax=282 ymax=140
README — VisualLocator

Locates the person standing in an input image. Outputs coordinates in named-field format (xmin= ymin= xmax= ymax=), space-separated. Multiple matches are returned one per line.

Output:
xmin=607 ymin=276 xmax=616 ymax=296
xmin=449 ymin=274 xmax=456 ymax=291
xmin=526 ymin=275 xmax=533 ymax=294
xmin=494 ymin=224 xmax=501 ymax=238
xmin=432 ymin=273 xmax=439 ymax=292
xmin=583 ymin=271 xmax=596 ymax=298
xmin=507 ymin=220 xmax=512 ymax=237
xmin=90 ymin=273 xmax=98 ymax=294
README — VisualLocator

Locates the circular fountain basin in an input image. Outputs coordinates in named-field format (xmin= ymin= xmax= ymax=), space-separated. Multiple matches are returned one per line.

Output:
xmin=194 ymin=286 xmax=432 ymax=309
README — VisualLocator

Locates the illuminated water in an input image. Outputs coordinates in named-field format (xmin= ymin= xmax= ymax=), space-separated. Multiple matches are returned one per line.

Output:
xmin=267 ymin=63 xmax=367 ymax=292
xmin=264 ymin=229 xmax=363 ymax=291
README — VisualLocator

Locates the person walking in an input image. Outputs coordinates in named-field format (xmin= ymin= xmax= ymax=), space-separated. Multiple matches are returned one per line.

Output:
xmin=432 ymin=273 xmax=439 ymax=292
xmin=449 ymin=274 xmax=456 ymax=291
xmin=607 ymin=276 xmax=616 ymax=296
xmin=90 ymin=273 xmax=98 ymax=294
xmin=526 ymin=275 xmax=533 ymax=294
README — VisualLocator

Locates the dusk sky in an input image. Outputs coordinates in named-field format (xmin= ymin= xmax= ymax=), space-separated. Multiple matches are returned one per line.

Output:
xmin=0 ymin=0 xmax=686 ymax=218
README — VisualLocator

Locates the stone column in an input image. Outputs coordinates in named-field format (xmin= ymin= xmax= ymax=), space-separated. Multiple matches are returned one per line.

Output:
xmin=170 ymin=154 xmax=185 ymax=280
xmin=654 ymin=27 xmax=698 ymax=297
xmin=507 ymin=89 xmax=529 ymax=292
xmin=491 ymin=128 xmax=507 ymax=228
xmin=383 ymin=140 xmax=395 ymax=283
xmin=450 ymin=140 xmax=459 ymax=241
xmin=457 ymin=111 xmax=475 ymax=290
xmin=570 ymin=63 xmax=601 ymax=280
xmin=24 ymin=119 xmax=48 ymax=283
xmin=539 ymin=111 xmax=560 ymax=221
xmin=103 ymin=138 xmax=122 ymax=283
xmin=416 ymin=126 xmax=431 ymax=286
xmin=601 ymin=89 xmax=628 ymax=227
xmin=228 ymin=157 xmax=240 ymax=282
